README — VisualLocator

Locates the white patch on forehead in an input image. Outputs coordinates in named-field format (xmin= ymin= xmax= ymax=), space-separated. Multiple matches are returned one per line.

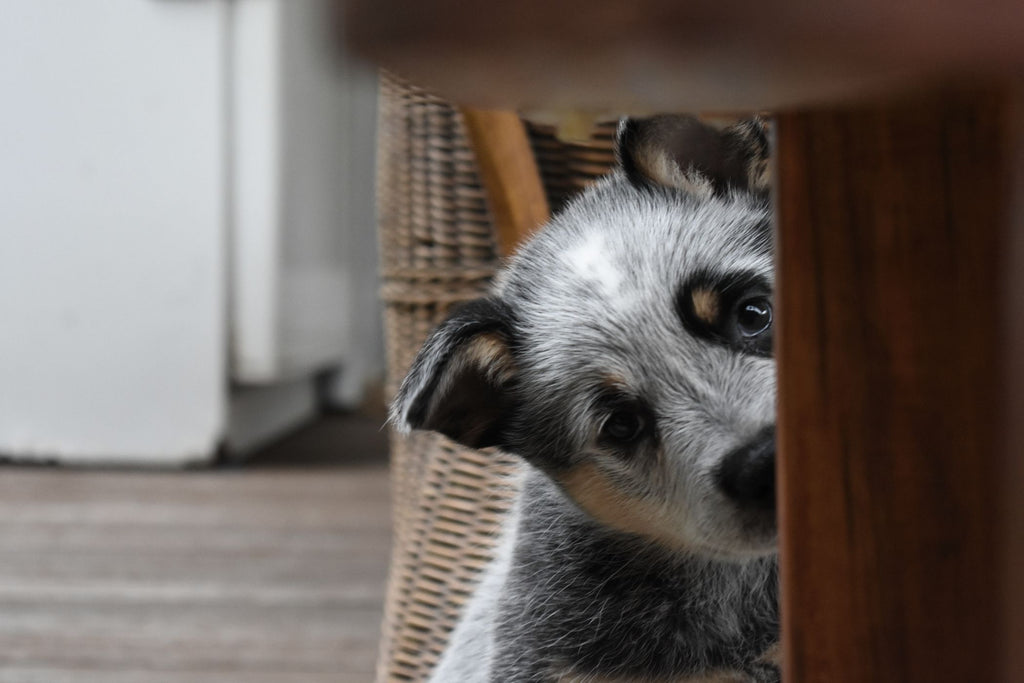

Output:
xmin=564 ymin=234 xmax=624 ymax=300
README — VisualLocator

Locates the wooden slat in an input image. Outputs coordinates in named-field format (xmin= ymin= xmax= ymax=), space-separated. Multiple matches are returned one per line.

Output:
xmin=775 ymin=87 xmax=1022 ymax=682
xmin=460 ymin=108 xmax=550 ymax=255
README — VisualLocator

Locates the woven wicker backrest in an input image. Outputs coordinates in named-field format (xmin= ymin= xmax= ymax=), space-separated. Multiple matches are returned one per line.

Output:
xmin=375 ymin=72 xmax=617 ymax=683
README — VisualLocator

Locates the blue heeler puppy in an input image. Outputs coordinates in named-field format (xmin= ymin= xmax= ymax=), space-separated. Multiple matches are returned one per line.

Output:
xmin=393 ymin=115 xmax=779 ymax=683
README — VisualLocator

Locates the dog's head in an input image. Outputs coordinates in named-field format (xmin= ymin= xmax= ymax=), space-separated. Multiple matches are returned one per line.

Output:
xmin=393 ymin=115 xmax=776 ymax=560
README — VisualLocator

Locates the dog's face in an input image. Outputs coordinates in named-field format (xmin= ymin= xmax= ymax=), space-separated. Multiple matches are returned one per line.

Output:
xmin=394 ymin=115 xmax=776 ymax=560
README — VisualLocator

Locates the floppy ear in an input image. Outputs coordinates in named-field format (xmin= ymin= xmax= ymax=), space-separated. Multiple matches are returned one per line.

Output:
xmin=616 ymin=114 xmax=771 ymax=197
xmin=390 ymin=297 xmax=518 ymax=450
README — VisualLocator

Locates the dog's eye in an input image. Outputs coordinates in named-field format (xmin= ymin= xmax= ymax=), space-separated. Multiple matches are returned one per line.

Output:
xmin=601 ymin=410 xmax=645 ymax=444
xmin=736 ymin=297 xmax=772 ymax=337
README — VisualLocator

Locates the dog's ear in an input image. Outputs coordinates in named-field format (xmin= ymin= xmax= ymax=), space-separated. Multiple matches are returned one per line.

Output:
xmin=616 ymin=115 xmax=770 ymax=197
xmin=390 ymin=297 xmax=518 ymax=450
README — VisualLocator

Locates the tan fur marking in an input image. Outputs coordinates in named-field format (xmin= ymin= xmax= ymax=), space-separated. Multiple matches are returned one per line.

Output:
xmin=559 ymin=463 xmax=683 ymax=552
xmin=637 ymin=147 xmax=715 ymax=198
xmin=748 ymin=157 xmax=771 ymax=192
xmin=696 ymin=673 xmax=750 ymax=683
xmin=557 ymin=670 xmax=749 ymax=682
xmin=757 ymin=641 xmax=782 ymax=668
xmin=600 ymin=373 xmax=629 ymax=391
xmin=463 ymin=333 xmax=516 ymax=383
xmin=691 ymin=288 xmax=720 ymax=325
xmin=636 ymin=147 xmax=680 ymax=189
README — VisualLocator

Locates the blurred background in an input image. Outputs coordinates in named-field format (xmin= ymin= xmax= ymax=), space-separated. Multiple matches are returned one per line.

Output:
xmin=1 ymin=1 xmax=383 ymax=466
xmin=0 ymin=1 xmax=390 ymax=681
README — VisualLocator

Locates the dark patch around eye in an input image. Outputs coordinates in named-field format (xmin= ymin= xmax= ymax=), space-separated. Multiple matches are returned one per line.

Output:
xmin=592 ymin=387 xmax=655 ymax=452
xmin=677 ymin=270 xmax=774 ymax=357
xmin=598 ymin=372 xmax=630 ymax=392
xmin=602 ymin=410 xmax=645 ymax=443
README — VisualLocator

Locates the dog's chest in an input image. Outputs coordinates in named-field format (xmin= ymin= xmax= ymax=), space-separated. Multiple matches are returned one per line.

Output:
xmin=497 ymin=475 xmax=780 ymax=681
xmin=556 ymin=672 xmax=752 ymax=683
xmin=554 ymin=642 xmax=782 ymax=683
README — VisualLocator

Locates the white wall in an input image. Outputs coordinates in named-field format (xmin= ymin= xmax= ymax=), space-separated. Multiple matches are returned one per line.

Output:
xmin=278 ymin=0 xmax=381 ymax=403
xmin=0 ymin=0 xmax=383 ymax=464
xmin=232 ymin=0 xmax=383 ymax=399
xmin=0 ymin=1 xmax=228 ymax=464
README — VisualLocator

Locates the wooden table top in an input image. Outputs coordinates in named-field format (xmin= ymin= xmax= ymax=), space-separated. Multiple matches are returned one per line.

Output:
xmin=342 ymin=0 xmax=1024 ymax=111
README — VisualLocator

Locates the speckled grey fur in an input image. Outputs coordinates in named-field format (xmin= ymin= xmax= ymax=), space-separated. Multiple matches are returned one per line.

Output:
xmin=395 ymin=116 xmax=780 ymax=683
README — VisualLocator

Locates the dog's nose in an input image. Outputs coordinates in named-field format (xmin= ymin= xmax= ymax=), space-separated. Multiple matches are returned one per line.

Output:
xmin=717 ymin=428 xmax=776 ymax=511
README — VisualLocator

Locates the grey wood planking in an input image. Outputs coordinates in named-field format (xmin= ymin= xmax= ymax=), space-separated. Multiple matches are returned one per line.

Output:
xmin=0 ymin=416 xmax=391 ymax=682
xmin=0 ymin=671 xmax=373 ymax=683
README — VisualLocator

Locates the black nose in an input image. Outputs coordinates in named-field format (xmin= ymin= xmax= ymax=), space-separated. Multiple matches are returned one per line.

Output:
xmin=717 ymin=428 xmax=776 ymax=511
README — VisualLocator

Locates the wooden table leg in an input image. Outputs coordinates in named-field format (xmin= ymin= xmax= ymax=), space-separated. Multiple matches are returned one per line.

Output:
xmin=775 ymin=88 xmax=1023 ymax=682
xmin=1003 ymin=99 xmax=1024 ymax=683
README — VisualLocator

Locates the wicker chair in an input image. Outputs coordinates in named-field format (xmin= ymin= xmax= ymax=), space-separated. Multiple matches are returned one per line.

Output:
xmin=375 ymin=72 xmax=617 ymax=683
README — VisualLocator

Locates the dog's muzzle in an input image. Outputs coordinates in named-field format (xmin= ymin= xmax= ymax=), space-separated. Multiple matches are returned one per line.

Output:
xmin=716 ymin=427 xmax=776 ymax=513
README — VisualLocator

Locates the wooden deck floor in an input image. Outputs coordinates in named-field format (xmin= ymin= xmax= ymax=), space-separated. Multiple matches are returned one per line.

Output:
xmin=0 ymin=415 xmax=391 ymax=683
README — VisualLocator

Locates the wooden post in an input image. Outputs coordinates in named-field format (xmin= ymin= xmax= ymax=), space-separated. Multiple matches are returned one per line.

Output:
xmin=775 ymin=89 xmax=1023 ymax=682
xmin=460 ymin=108 xmax=551 ymax=256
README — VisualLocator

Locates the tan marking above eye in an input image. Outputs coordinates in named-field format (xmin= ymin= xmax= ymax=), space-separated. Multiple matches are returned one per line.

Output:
xmin=691 ymin=288 xmax=721 ymax=325
xmin=599 ymin=373 xmax=629 ymax=391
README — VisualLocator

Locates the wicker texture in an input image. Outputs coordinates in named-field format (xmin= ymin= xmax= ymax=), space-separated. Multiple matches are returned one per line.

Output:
xmin=375 ymin=72 xmax=617 ymax=683
xmin=525 ymin=119 xmax=619 ymax=215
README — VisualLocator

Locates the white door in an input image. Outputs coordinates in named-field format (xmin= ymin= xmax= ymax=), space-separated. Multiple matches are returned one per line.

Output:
xmin=0 ymin=1 xmax=381 ymax=465
xmin=0 ymin=1 xmax=228 ymax=465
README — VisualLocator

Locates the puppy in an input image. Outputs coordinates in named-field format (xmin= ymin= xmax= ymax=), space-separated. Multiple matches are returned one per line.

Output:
xmin=393 ymin=115 xmax=779 ymax=683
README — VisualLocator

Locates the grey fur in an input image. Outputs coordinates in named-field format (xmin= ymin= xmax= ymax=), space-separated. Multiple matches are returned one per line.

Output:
xmin=394 ymin=115 xmax=780 ymax=682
